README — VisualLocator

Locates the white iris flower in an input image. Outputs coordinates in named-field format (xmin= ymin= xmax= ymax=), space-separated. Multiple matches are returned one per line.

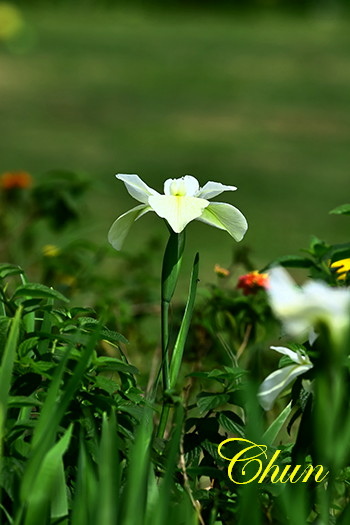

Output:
xmin=267 ymin=267 xmax=350 ymax=339
xmin=258 ymin=346 xmax=313 ymax=411
xmin=108 ymin=174 xmax=248 ymax=250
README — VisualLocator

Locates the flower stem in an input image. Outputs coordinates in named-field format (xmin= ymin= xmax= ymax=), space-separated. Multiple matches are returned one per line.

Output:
xmin=157 ymin=404 xmax=171 ymax=439
xmin=158 ymin=252 xmax=199 ymax=438
xmin=161 ymin=298 xmax=171 ymax=392
xmin=157 ymin=230 xmax=185 ymax=437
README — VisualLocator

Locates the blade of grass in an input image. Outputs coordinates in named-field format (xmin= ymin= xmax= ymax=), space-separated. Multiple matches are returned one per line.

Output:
xmin=121 ymin=409 xmax=153 ymax=525
xmin=37 ymin=298 xmax=54 ymax=355
xmin=148 ymin=407 xmax=198 ymax=525
xmin=23 ymin=425 xmax=73 ymax=525
xmin=19 ymin=273 xmax=35 ymax=334
xmin=0 ymin=307 xmax=22 ymax=453
xmin=95 ymin=411 xmax=120 ymax=525
xmin=70 ymin=436 xmax=98 ymax=525
xmin=262 ymin=402 xmax=292 ymax=446
xmin=50 ymin=454 xmax=69 ymax=520
xmin=19 ymin=326 xmax=101 ymax=508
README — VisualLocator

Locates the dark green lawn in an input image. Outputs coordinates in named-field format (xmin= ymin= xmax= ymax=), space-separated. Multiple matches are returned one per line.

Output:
xmin=1 ymin=5 xmax=350 ymax=279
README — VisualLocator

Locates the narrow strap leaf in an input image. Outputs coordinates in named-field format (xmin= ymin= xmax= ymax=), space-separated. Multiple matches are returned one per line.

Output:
xmin=169 ymin=252 xmax=199 ymax=389
xmin=262 ymin=402 xmax=292 ymax=445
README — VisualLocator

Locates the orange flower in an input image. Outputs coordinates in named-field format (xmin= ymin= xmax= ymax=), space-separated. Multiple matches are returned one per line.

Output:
xmin=214 ymin=264 xmax=230 ymax=278
xmin=0 ymin=171 xmax=32 ymax=190
xmin=237 ymin=271 xmax=269 ymax=295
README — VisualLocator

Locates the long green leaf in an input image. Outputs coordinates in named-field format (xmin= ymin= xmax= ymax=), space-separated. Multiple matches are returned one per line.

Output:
xmin=169 ymin=252 xmax=199 ymax=389
xmin=71 ymin=436 xmax=98 ymax=525
xmin=160 ymin=231 xmax=186 ymax=396
xmin=262 ymin=402 xmax=292 ymax=445
xmin=0 ymin=264 xmax=23 ymax=280
xmin=18 ymin=348 xmax=71 ymax=505
xmin=95 ymin=412 xmax=120 ymax=525
xmin=12 ymin=283 xmax=69 ymax=304
xmin=37 ymin=299 xmax=54 ymax=355
xmin=23 ymin=425 xmax=73 ymax=525
xmin=161 ymin=230 xmax=186 ymax=305
xmin=147 ymin=408 xmax=197 ymax=525
xmin=329 ymin=203 xmax=350 ymax=215
xmin=20 ymin=327 xmax=100 ymax=505
xmin=0 ymin=307 xmax=22 ymax=440
xmin=121 ymin=410 xmax=153 ymax=525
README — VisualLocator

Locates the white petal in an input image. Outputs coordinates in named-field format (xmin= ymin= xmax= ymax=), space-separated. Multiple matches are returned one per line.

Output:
xmin=267 ymin=267 xmax=299 ymax=297
xmin=164 ymin=175 xmax=199 ymax=197
xmin=196 ymin=202 xmax=248 ymax=242
xmin=308 ymin=328 xmax=318 ymax=346
xmin=196 ymin=181 xmax=237 ymax=199
xmin=302 ymin=281 xmax=350 ymax=320
xmin=258 ymin=363 xmax=313 ymax=411
xmin=116 ymin=174 xmax=159 ymax=204
xmin=148 ymin=195 xmax=209 ymax=233
xmin=108 ymin=204 xmax=151 ymax=250
xmin=267 ymin=267 xmax=350 ymax=337
xmin=270 ymin=346 xmax=304 ymax=365
xmin=267 ymin=267 xmax=303 ymax=317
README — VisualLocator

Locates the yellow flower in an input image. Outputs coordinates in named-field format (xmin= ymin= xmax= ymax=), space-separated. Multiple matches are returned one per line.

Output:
xmin=214 ymin=264 xmax=230 ymax=278
xmin=330 ymin=258 xmax=350 ymax=281
xmin=0 ymin=2 xmax=24 ymax=41
xmin=59 ymin=275 xmax=76 ymax=287
xmin=42 ymin=244 xmax=60 ymax=257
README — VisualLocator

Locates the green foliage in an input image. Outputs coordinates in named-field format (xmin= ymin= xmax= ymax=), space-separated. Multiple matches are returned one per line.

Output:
xmin=0 ymin=266 xmax=145 ymax=524
xmin=0 ymin=179 xmax=350 ymax=523
xmin=265 ymin=228 xmax=350 ymax=286
xmin=2 ymin=4 xmax=350 ymax=519
xmin=330 ymin=204 xmax=350 ymax=216
xmin=8 ymin=0 xmax=350 ymax=10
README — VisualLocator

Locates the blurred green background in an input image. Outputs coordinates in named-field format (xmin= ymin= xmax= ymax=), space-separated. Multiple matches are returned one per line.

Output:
xmin=1 ymin=1 xmax=350 ymax=280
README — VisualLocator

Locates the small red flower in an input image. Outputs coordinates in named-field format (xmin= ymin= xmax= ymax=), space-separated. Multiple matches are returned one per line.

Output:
xmin=237 ymin=271 xmax=269 ymax=295
xmin=0 ymin=171 xmax=32 ymax=190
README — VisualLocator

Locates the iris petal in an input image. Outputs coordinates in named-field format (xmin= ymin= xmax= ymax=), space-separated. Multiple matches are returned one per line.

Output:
xmin=116 ymin=174 xmax=159 ymax=204
xmin=148 ymin=195 xmax=209 ymax=233
xmin=108 ymin=204 xmax=152 ymax=250
xmin=267 ymin=267 xmax=350 ymax=338
xmin=270 ymin=346 xmax=311 ymax=365
xmin=164 ymin=175 xmax=199 ymax=197
xmin=197 ymin=202 xmax=248 ymax=241
xmin=258 ymin=363 xmax=313 ymax=411
xmin=196 ymin=181 xmax=237 ymax=199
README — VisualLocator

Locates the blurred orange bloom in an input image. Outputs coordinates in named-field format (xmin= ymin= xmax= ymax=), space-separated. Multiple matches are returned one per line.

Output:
xmin=0 ymin=171 xmax=32 ymax=190
xmin=237 ymin=270 xmax=269 ymax=295
xmin=214 ymin=264 xmax=230 ymax=278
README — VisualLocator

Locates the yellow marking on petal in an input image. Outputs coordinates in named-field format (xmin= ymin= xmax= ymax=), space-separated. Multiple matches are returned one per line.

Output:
xmin=149 ymin=195 xmax=209 ymax=233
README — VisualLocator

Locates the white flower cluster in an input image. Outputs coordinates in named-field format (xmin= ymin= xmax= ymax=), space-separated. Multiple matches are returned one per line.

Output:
xmin=258 ymin=267 xmax=350 ymax=410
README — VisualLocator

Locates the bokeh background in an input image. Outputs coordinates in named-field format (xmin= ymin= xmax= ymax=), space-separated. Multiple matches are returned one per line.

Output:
xmin=1 ymin=0 xmax=350 ymax=280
